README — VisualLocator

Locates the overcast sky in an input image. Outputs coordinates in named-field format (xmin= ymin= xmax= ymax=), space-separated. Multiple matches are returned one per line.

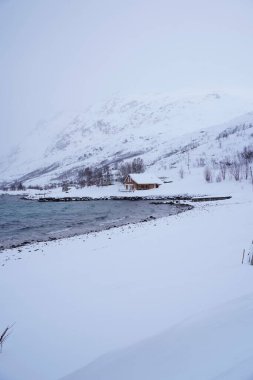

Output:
xmin=0 ymin=0 xmax=253 ymax=154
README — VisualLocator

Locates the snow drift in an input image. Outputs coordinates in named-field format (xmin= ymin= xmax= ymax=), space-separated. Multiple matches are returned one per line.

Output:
xmin=61 ymin=294 xmax=253 ymax=380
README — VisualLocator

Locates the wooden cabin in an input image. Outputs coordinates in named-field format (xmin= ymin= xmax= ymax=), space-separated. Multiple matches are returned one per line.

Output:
xmin=124 ymin=173 xmax=163 ymax=191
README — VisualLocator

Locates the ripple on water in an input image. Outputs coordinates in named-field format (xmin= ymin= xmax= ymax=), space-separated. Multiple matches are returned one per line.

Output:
xmin=0 ymin=195 xmax=190 ymax=250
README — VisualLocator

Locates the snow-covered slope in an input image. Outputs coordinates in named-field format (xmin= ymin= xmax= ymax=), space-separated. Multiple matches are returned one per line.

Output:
xmin=1 ymin=92 xmax=253 ymax=185
xmin=61 ymin=295 xmax=253 ymax=380
xmin=1 ymin=189 xmax=253 ymax=380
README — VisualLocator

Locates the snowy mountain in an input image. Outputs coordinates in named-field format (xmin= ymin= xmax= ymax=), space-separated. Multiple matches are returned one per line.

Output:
xmin=0 ymin=92 xmax=253 ymax=186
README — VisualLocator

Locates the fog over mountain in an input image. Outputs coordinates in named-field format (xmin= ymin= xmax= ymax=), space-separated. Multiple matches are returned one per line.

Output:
xmin=1 ymin=92 xmax=253 ymax=185
xmin=0 ymin=0 xmax=253 ymax=155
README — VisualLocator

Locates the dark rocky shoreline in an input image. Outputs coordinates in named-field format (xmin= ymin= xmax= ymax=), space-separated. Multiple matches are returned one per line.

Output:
xmin=35 ymin=195 xmax=231 ymax=202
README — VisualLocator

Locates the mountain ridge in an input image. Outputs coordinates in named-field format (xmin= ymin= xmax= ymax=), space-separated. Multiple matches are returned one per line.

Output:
xmin=1 ymin=92 xmax=253 ymax=186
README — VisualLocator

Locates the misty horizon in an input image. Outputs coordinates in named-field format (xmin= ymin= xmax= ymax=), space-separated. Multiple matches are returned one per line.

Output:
xmin=1 ymin=0 xmax=253 ymax=154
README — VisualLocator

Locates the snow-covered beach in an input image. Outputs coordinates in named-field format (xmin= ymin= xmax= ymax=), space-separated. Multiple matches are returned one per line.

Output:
xmin=1 ymin=183 xmax=253 ymax=380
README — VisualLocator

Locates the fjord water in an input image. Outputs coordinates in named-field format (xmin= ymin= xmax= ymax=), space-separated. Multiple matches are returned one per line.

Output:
xmin=0 ymin=195 xmax=182 ymax=250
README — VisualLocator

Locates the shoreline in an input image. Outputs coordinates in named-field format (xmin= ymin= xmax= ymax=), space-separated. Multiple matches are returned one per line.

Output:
xmin=0 ymin=192 xmax=233 ymax=253
xmin=36 ymin=195 xmax=231 ymax=202
xmin=0 ymin=202 xmax=194 ymax=253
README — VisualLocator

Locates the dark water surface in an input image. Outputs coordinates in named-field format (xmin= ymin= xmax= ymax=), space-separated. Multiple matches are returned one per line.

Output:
xmin=0 ymin=195 xmax=186 ymax=250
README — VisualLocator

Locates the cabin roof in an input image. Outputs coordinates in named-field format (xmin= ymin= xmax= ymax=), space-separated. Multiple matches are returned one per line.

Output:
xmin=127 ymin=173 xmax=163 ymax=185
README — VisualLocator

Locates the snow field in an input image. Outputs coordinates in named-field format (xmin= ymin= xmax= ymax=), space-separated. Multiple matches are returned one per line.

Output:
xmin=0 ymin=186 xmax=253 ymax=379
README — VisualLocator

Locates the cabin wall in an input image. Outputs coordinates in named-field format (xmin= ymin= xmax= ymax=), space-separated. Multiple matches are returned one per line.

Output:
xmin=136 ymin=184 xmax=156 ymax=190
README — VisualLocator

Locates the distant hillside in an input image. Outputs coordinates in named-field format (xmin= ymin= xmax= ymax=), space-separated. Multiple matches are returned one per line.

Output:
xmin=0 ymin=92 xmax=253 ymax=186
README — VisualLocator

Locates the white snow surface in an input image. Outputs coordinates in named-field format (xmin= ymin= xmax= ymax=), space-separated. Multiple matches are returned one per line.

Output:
xmin=62 ymin=295 xmax=253 ymax=380
xmin=1 ymin=183 xmax=253 ymax=380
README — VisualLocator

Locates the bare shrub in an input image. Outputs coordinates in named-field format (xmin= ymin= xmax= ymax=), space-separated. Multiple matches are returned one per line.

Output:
xmin=211 ymin=159 xmax=219 ymax=169
xmin=179 ymin=167 xmax=184 ymax=179
xmin=230 ymin=162 xmax=241 ymax=181
xmin=240 ymin=146 xmax=253 ymax=180
xmin=187 ymin=152 xmax=190 ymax=172
xmin=196 ymin=157 xmax=205 ymax=167
xmin=0 ymin=325 xmax=14 ymax=353
xmin=10 ymin=181 xmax=26 ymax=191
xmin=250 ymin=166 xmax=253 ymax=187
xmin=204 ymin=166 xmax=212 ymax=183
xmin=62 ymin=182 xmax=70 ymax=192
xmin=216 ymin=123 xmax=253 ymax=140
xmin=131 ymin=158 xmax=145 ymax=173
xmin=219 ymin=162 xmax=227 ymax=180
xmin=77 ymin=166 xmax=113 ymax=187
xmin=216 ymin=173 xmax=222 ymax=182
xmin=119 ymin=158 xmax=145 ymax=182
xmin=27 ymin=185 xmax=43 ymax=190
